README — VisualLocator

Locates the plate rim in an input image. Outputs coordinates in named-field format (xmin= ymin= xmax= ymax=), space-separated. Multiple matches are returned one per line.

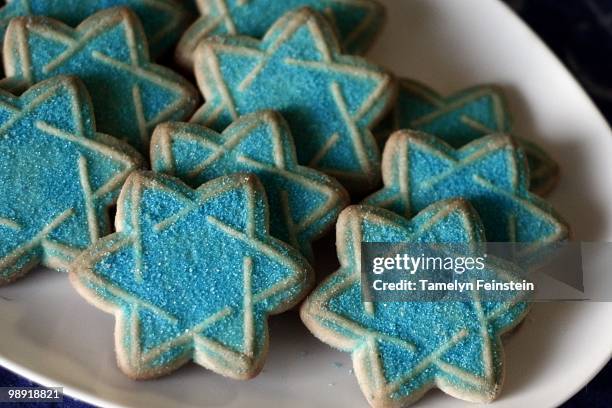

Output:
xmin=489 ymin=2 xmax=612 ymax=402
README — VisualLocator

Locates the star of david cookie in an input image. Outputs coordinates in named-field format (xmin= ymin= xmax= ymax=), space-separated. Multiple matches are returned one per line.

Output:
xmin=0 ymin=75 xmax=142 ymax=286
xmin=191 ymin=8 xmax=396 ymax=192
xmin=69 ymin=171 xmax=314 ymax=379
xmin=0 ymin=0 xmax=190 ymax=59
xmin=176 ymin=0 xmax=386 ymax=69
xmin=3 ymin=7 xmax=199 ymax=154
xmin=378 ymin=79 xmax=560 ymax=196
xmin=301 ymin=201 xmax=529 ymax=407
xmin=363 ymin=130 xmax=569 ymax=245
xmin=150 ymin=111 xmax=349 ymax=260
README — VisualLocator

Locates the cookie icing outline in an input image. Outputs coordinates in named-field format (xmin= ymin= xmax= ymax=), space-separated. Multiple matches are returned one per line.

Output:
xmin=151 ymin=110 xmax=349 ymax=260
xmin=175 ymin=0 xmax=386 ymax=68
xmin=363 ymin=130 xmax=569 ymax=247
xmin=3 ymin=7 xmax=199 ymax=153
xmin=191 ymin=7 xmax=396 ymax=192
xmin=0 ymin=75 xmax=142 ymax=285
xmin=0 ymin=0 xmax=190 ymax=58
xmin=379 ymin=79 xmax=560 ymax=196
xmin=301 ymin=201 xmax=529 ymax=407
xmin=70 ymin=171 xmax=314 ymax=379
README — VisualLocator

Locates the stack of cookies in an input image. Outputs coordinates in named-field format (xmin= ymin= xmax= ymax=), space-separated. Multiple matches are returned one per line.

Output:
xmin=0 ymin=1 xmax=569 ymax=407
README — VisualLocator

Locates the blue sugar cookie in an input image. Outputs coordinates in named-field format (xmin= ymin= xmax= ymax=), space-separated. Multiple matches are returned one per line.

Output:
xmin=69 ymin=171 xmax=313 ymax=379
xmin=175 ymin=0 xmax=386 ymax=68
xmin=191 ymin=8 xmax=396 ymax=192
xmin=363 ymin=131 xmax=569 ymax=245
xmin=3 ymin=7 xmax=199 ymax=154
xmin=518 ymin=137 xmax=560 ymax=197
xmin=150 ymin=111 xmax=349 ymax=260
xmin=301 ymin=201 xmax=529 ymax=407
xmin=0 ymin=0 xmax=190 ymax=58
xmin=379 ymin=79 xmax=560 ymax=196
xmin=0 ymin=75 xmax=142 ymax=286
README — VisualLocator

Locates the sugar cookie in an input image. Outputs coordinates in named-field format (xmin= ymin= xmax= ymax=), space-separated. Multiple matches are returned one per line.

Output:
xmin=191 ymin=8 xmax=396 ymax=191
xmin=0 ymin=75 xmax=142 ymax=285
xmin=301 ymin=200 xmax=529 ymax=407
xmin=3 ymin=7 xmax=199 ymax=153
xmin=70 ymin=171 xmax=314 ymax=379
xmin=150 ymin=110 xmax=349 ymax=260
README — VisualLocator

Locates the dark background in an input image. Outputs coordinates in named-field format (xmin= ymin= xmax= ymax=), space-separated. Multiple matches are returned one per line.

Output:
xmin=1 ymin=0 xmax=611 ymax=407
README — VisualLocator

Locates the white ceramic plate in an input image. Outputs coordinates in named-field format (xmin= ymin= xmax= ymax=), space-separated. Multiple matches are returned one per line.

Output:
xmin=1 ymin=0 xmax=612 ymax=407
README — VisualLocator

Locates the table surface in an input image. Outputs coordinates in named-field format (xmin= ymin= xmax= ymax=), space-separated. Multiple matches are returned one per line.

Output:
xmin=1 ymin=0 xmax=612 ymax=407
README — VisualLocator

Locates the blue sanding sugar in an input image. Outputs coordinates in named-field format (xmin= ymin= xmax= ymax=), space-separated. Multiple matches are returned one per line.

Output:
xmin=181 ymin=0 xmax=385 ymax=56
xmin=72 ymin=171 xmax=312 ymax=377
xmin=302 ymin=201 xmax=528 ymax=403
xmin=3 ymin=7 xmax=198 ymax=154
xmin=191 ymin=8 xmax=395 ymax=190
xmin=0 ymin=76 xmax=140 ymax=284
xmin=364 ymin=132 xmax=568 ymax=244
xmin=0 ymin=0 xmax=191 ymax=58
xmin=150 ymin=111 xmax=349 ymax=260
